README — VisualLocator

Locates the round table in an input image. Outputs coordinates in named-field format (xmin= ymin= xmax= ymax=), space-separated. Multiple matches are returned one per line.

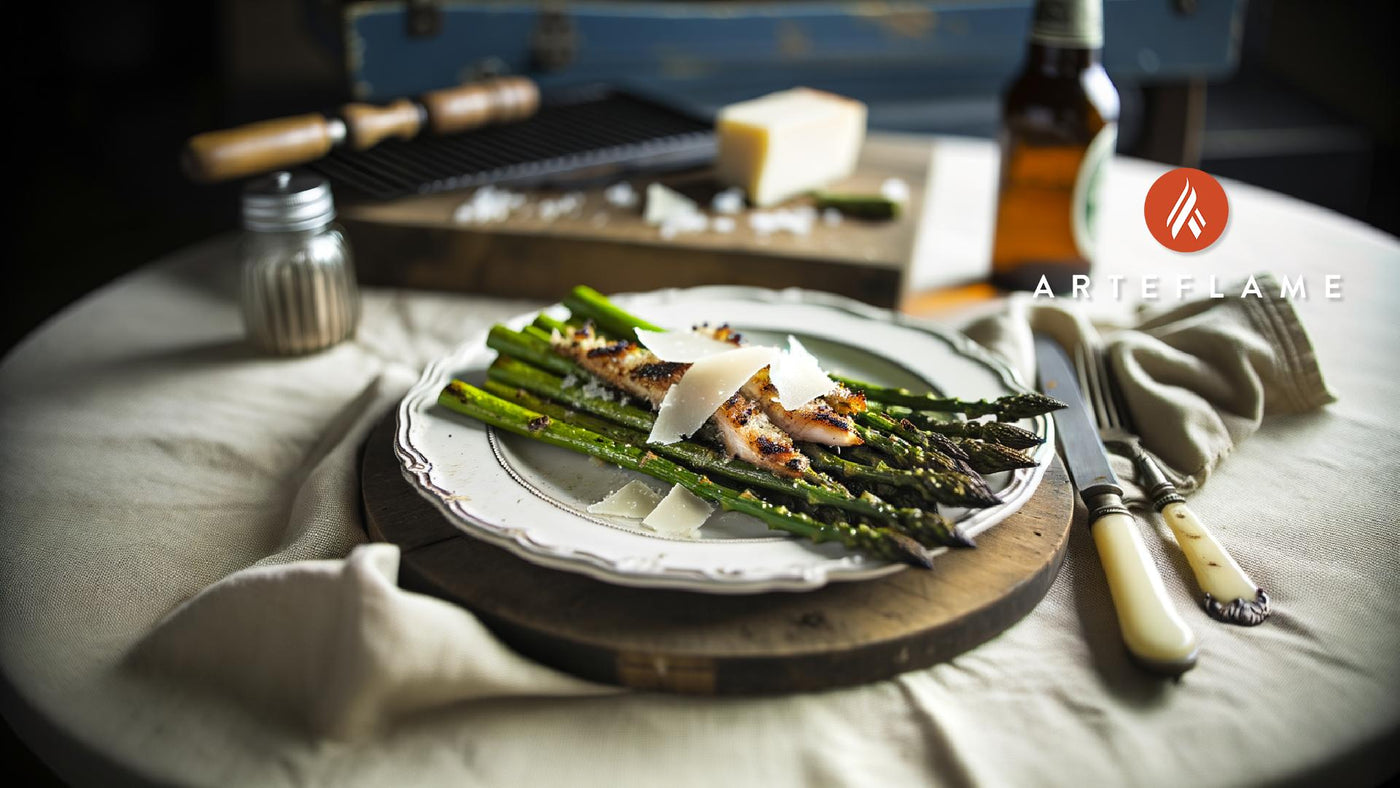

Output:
xmin=2 ymin=138 xmax=1397 ymax=786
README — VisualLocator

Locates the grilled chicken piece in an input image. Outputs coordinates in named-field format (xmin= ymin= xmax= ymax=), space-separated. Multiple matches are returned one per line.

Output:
xmin=552 ymin=323 xmax=812 ymax=478
xmin=741 ymin=369 xmax=863 ymax=447
xmin=714 ymin=393 xmax=810 ymax=478
xmin=552 ymin=323 xmax=688 ymax=407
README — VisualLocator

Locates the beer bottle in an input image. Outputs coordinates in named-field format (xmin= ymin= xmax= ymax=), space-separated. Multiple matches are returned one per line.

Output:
xmin=990 ymin=0 xmax=1120 ymax=292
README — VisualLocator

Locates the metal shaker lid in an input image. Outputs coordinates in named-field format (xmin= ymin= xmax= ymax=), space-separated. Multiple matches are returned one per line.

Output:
xmin=242 ymin=171 xmax=336 ymax=232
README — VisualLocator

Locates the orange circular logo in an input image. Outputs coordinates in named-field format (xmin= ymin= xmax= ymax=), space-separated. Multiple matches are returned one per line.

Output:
xmin=1144 ymin=167 xmax=1229 ymax=253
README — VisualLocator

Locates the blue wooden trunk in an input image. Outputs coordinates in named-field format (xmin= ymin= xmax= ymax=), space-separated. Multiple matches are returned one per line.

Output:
xmin=326 ymin=0 xmax=1243 ymax=135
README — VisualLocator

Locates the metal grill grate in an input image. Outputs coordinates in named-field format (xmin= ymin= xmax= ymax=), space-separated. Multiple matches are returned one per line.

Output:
xmin=310 ymin=88 xmax=715 ymax=201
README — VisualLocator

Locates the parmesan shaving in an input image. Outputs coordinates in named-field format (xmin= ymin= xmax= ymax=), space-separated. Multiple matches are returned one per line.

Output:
xmin=642 ymin=484 xmax=714 ymax=537
xmin=635 ymin=329 xmax=738 ymax=363
xmin=587 ymin=480 xmax=664 ymax=519
xmin=644 ymin=183 xmax=699 ymax=225
xmin=645 ymin=183 xmax=711 ymax=239
xmin=648 ymin=346 xmax=778 ymax=444
xmin=768 ymin=335 xmax=838 ymax=408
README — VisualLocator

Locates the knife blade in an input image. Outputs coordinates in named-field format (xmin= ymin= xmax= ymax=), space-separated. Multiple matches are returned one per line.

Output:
xmin=1034 ymin=335 xmax=1199 ymax=675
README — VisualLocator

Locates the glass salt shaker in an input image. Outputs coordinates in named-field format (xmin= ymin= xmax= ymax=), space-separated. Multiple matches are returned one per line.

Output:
xmin=239 ymin=171 xmax=360 ymax=355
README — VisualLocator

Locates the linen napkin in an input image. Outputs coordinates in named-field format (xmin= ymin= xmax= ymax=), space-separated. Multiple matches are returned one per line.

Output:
xmin=961 ymin=273 xmax=1336 ymax=501
xmin=128 ymin=367 xmax=618 ymax=742
xmin=132 ymin=543 xmax=617 ymax=740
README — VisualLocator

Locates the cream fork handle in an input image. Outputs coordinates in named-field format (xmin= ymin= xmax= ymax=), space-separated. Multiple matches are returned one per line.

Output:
xmin=1159 ymin=501 xmax=1271 ymax=626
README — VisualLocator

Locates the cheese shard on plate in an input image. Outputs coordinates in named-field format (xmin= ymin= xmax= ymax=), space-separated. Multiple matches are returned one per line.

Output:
xmin=642 ymin=484 xmax=714 ymax=537
xmin=635 ymin=328 xmax=738 ymax=363
xmin=587 ymin=480 xmax=664 ymax=519
xmin=716 ymin=88 xmax=867 ymax=207
xmin=769 ymin=335 xmax=838 ymax=409
xmin=648 ymin=346 xmax=778 ymax=445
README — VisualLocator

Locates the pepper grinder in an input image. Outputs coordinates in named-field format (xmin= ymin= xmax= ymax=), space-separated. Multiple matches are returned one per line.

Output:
xmin=239 ymin=171 xmax=360 ymax=355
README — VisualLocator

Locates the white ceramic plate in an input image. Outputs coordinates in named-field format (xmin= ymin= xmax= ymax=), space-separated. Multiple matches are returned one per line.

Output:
xmin=395 ymin=286 xmax=1054 ymax=593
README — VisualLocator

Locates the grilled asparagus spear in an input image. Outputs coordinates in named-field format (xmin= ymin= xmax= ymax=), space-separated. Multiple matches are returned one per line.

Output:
xmin=438 ymin=381 xmax=933 ymax=566
xmin=484 ymin=379 xmax=970 ymax=548
xmin=866 ymin=403 xmax=1044 ymax=450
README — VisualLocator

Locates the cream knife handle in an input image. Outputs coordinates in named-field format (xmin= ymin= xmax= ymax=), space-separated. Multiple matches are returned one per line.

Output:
xmin=1160 ymin=501 xmax=1271 ymax=626
xmin=1090 ymin=497 xmax=1199 ymax=674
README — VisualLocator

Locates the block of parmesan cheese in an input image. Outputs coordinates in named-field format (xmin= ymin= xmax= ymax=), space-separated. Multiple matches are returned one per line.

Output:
xmin=715 ymin=88 xmax=867 ymax=207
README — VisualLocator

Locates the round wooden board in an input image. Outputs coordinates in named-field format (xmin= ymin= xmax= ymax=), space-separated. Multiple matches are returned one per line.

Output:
xmin=362 ymin=410 xmax=1074 ymax=695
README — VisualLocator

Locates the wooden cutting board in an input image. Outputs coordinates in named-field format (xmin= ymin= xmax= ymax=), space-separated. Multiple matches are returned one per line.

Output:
xmin=361 ymin=411 xmax=1075 ymax=694
xmin=338 ymin=134 xmax=930 ymax=309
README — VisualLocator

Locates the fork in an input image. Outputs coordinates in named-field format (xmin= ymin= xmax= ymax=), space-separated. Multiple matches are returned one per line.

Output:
xmin=1074 ymin=343 xmax=1271 ymax=626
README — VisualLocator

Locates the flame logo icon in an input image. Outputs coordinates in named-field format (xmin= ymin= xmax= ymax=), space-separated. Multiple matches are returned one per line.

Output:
xmin=1145 ymin=168 xmax=1229 ymax=253
xmin=1167 ymin=179 xmax=1207 ymax=239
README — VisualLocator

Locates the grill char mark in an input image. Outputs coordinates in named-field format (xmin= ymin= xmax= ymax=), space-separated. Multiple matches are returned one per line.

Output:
xmin=586 ymin=340 xmax=632 ymax=358
xmin=631 ymin=361 xmax=688 ymax=383
xmin=755 ymin=436 xmax=788 ymax=455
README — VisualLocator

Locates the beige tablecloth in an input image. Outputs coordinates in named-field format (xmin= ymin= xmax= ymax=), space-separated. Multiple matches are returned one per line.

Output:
xmin=2 ymin=141 xmax=1398 ymax=786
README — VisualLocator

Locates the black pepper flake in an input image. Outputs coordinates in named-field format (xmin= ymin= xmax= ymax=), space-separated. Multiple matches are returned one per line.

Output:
xmin=586 ymin=341 xmax=632 ymax=358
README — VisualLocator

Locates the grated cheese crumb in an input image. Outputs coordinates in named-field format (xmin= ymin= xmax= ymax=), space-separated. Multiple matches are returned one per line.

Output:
xmin=748 ymin=205 xmax=817 ymax=237
xmin=880 ymin=177 xmax=910 ymax=204
xmin=711 ymin=187 xmax=746 ymax=215
xmin=580 ymin=377 xmax=618 ymax=402
xmin=604 ymin=182 xmax=639 ymax=208
xmin=537 ymin=192 xmax=585 ymax=222
xmin=453 ymin=186 xmax=527 ymax=224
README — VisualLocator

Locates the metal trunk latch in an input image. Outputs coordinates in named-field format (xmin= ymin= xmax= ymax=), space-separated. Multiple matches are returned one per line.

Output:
xmin=532 ymin=4 xmax=577 ymax=71
xmin=406 ymin=0 xmax=443 ymax=38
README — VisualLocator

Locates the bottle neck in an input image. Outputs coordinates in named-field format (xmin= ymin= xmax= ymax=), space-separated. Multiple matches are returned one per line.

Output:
xmin=1029 ymin=0 xmax=1103 ymax=50
xmin=1026 ymin=42 xmax=1101 ymax=77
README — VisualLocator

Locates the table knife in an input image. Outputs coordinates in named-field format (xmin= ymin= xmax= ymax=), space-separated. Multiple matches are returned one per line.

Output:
xmin=1034 ymin=335 xmax=1199 ymax=675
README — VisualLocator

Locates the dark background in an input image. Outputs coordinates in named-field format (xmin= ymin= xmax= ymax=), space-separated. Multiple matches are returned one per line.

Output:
xmin=2 ymin=0 xmax=1396 ymax=781
xmin=5 ymin=1 xmax=1396 ymax=360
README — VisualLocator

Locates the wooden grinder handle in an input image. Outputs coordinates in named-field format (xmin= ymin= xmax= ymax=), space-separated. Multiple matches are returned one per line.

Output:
xmin=182 ymin=77 xmax=539 ymax=182
xmin=420 ymin=76 xmax=540 ymax=135
xmin=341 ymin=98 xmax=423 ymax=151
xmin=182 ymin=114 xmax=336 ymax=183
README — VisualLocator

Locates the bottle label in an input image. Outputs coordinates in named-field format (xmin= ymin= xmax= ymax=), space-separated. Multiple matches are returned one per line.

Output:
xmin=1071 ymin=122 xmax=1117 ymax=261
xmin=1030 ymin=0 xmax=1104 ymax=48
